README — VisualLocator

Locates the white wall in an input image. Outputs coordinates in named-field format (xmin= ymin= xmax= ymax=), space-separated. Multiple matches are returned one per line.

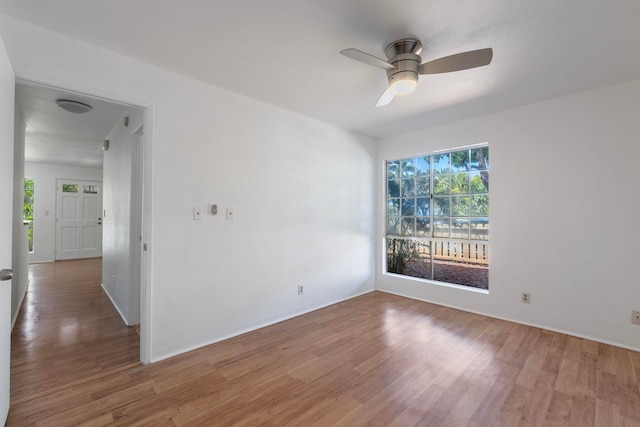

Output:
xmin=102 ymin=109 xmax=143 ymax=325
xmin=0 ymin=15 xmax=377 ymax=362
xmin=377 ymin=78 xmax=640 ymax=351
xmin=24 ymin=162 xmax=102 ymax=263
xmin=11 ymin=99 xmax=28 ymax=327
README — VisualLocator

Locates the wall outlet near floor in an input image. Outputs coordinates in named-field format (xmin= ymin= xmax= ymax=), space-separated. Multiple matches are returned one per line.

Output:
xmin=522 ymin=292 xmax=531 ymax=304
xmin=298 ymin=284 xmax=304 ymax=295
xmin=632 ymin=310 xmax=640 ymax=325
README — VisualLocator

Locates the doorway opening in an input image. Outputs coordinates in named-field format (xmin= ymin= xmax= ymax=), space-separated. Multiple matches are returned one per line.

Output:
xmin=11 ymin=79 xmax=149 ymax=403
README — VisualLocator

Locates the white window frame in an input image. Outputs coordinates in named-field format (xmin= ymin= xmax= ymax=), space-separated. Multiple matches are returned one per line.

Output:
xmin=384 ymin=144 xmax=489 ymax=290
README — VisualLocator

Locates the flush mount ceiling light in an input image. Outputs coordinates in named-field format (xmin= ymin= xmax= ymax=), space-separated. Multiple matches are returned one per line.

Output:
xmin=55 ymin=99 xmax=93 ymax=114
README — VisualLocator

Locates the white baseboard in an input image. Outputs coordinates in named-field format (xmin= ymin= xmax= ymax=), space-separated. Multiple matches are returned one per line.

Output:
xmin=100 ymin=283 xmax=130 ymax=326
xmin=151 ymin=289 xmax=376 ymax=363
xmin=376 ymin=289 xmax=640 ymax=353
xmin=11 ymin=281 xmax=28 ymax=330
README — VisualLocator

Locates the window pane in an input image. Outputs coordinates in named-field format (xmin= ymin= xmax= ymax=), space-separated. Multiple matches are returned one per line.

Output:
xmin=433 ymin=241 xmax=489 ymax=289
xmin=401 ymin=179 xmax=415 ymax=197
xmin=387 ymin=238 xmax=409 ymax=274
xmin=470 ymin=147 xmax=489 ymax=170
xmin=452 ymin=218 xmax=470 ymax=239
xmin=470 ymin=171 xmax=488 ymax=193
xmin=416 ymin=156 xmax=430 ymax=176
xmin=62 ymin=184 xmax=78 ymax=193
xmin=388 ymin=198 xmax=400 ymax=216
xmin=451 ymin=196 xmax=469 ymax=217
xmin=401 ymin=198 xmax=415 ymax=216
xmin=470 ymin=195 xmax=489 ymax=216
xmin=401 ymin=159 xmax=416 ymax=177
xmin=387 ymin=216 xmax=400 ymax=235
xmin=433 ymin=153 xmax=450 ymax=174
xmin=401 ymin=217 xmax=415 ymax=236
xmin=24 ymin=178 xmax=34 ymax=253
xmin=406 ymin=240 xmax=431 ymax=279
xmin=433 ymin=197 xmax=450 ymax=217
xmin=83 ymin=185 xmax=98 ymax=194
xmin=388 ymin=180 xmax=400 ymax=198
xmin=387 ymin=161 xmax=400 ymax=179
xmin=416 ymin=197 xmax=429 ymax=217
xmin=451 ymin=150 xmax=470 ymax=172
xmin=386 ymin=238 xmax=431 ymax=279
xmin=434 ymin=217 xmax=450 ymax=238
xmin=434 ymin=175 xmax=450 ymax=195
xmin=451 ymin=173 xmax=469 ymax=194
xmin=416 ymin=177 xmax=429 ymax=196
xmin=416 ymin=218 xmax=431 ymax=236
xmin=471 ymin=217 xmax=489 ymax=241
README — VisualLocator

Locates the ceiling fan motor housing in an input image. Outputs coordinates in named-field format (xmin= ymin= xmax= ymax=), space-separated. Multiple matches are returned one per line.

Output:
xmin=385 ymin=38 xmax=422 ymax=94
xmin=386 ymin=53 xmax=421 ymax=91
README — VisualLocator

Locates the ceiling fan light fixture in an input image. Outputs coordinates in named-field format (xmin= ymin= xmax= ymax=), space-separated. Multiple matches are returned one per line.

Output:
xmin=388 ymin=69 xmax=419 ymax=96
xmin=55 ymin=99 xmax=93 ymax=114
xmin=340 ymin=37 xmax=493 ymax=107
xmin=390 ymin=78 xmax=417 ymax=95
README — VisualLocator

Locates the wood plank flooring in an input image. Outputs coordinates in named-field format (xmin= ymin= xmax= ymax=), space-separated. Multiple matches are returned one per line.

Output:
xmin=10 ymin=258 xmax=140 ymax=403
xmin=8 ymin=291 xmax=640 ymax=426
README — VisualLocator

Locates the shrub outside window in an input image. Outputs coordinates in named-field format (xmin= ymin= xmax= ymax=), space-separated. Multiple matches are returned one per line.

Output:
xmin=385 ymin=145 xmax=489 ymax=289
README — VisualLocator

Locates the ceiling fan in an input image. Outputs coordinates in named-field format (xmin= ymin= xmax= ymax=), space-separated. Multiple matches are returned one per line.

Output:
xmin=340 ymin=38 xmax=493 ymax=107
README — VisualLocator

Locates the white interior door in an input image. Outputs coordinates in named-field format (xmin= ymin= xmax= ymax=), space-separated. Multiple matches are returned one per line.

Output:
xmin=0 ymin=36 xmax=15 ymax=425
xmin=55 ymin=180 xmax=103 ymax=260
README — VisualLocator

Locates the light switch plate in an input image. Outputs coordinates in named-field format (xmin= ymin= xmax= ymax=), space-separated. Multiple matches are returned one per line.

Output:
xmin=193 ymin=207 xmax=202 ymax=220
xmin=226 ymin=208 xmax=234 ymax=220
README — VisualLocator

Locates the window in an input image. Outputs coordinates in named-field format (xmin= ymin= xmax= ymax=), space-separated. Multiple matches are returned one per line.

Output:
xmin=24 ymin=177 xmax=34 ymax=253
xmin=62 ymin=183 xmax=78 ymax=193
xmin=385 ymin=145 xmax=489 ymax=289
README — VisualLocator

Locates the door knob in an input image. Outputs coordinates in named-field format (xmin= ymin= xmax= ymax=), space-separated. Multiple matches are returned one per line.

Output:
xmin=0 ymin=269 xmax=12 ymax=281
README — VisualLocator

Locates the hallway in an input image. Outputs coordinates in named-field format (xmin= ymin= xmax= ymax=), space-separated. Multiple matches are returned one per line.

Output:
xmin=10 ymin=258 xmax=139 ymax=403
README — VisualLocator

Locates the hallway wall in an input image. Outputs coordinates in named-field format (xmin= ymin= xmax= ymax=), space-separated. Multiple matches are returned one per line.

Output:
xmin=11 ymin=99 xmax=27 ymax=327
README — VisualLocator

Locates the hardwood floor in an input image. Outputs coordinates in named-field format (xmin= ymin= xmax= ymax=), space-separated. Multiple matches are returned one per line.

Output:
xmin=10 ymin=258 xmax=140 ymax=404
xmin=8 ymin=291 xmax=640 ymax=426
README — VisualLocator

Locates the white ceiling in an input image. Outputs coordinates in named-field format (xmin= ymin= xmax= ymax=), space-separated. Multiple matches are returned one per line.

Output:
xmin=2 ymin=0 xmax=640 ymax=141
xmin=16 ymin=83 xmax=130 ymax=168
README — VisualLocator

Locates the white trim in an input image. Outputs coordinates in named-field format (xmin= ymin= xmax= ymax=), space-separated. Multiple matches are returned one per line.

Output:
xmin=385 ymin=141 xmax=489 ymax=163
xmin=377 ymin=289 xmax=640 ymax=353
xmin=15 ymin=75 xmax=149 ymax=111
xmin=139 ymin=104 xmax=153 ymax=364
xmin=382 ymin=272 xmax=489 ymax=294
xmin=10 ymin=281 xmax=28 ymax=330
xmin=101 ymin=282 xmax=129 ymax=326
xmin=150 ymin=289 xmax=376 ymax=363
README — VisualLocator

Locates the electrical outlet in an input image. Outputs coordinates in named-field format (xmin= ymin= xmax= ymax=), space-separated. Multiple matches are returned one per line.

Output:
xmin=632 ymin=310 xmax=640 ymax=325
xmin=522 ymin=292 xmax=531 ymax=304
xmin=298 ymin=284 xmax=304 ymax=295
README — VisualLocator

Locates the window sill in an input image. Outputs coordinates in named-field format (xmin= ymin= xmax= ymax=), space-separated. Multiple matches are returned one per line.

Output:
xmin=382 ymin=272 xmax=489 ymax=295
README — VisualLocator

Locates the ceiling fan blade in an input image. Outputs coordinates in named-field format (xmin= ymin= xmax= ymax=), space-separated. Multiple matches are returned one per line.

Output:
xmin=375 ymin=87 xmax=395 ymax=107
xmin=340 ymin=48 xmax=396 ymax=71
xmin=419 ymin=48 xmax=493 ymax=75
